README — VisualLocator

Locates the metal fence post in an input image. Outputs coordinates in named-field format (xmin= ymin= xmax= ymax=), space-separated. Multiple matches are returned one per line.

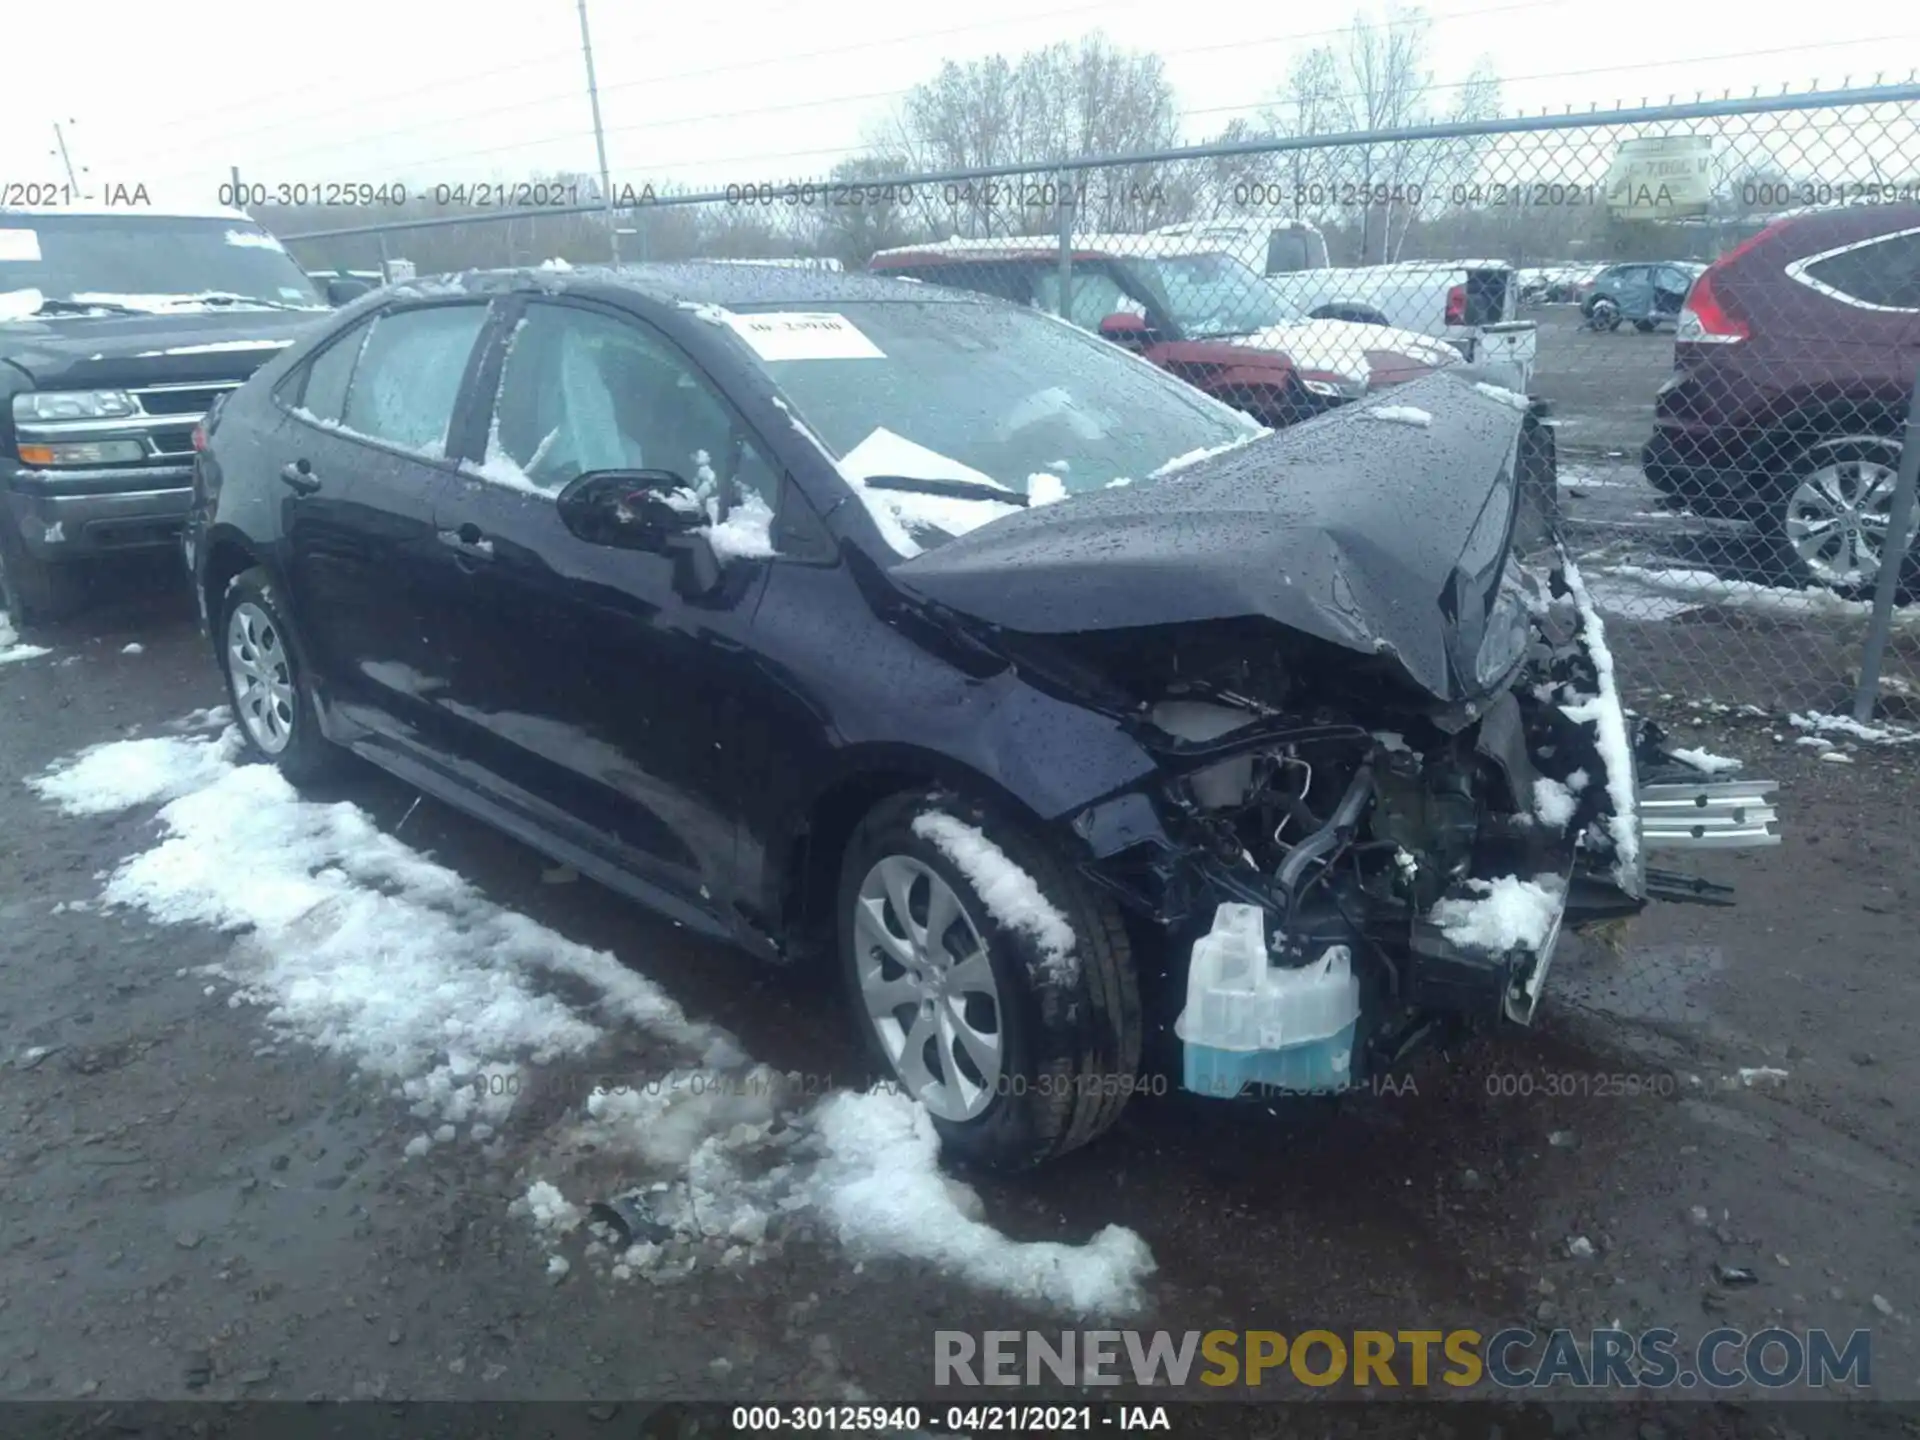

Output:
xmin=1852 ymin=364 xmax=1920 ymax=723
xmin=1055 ymin=171 xmax=1075 ymax=320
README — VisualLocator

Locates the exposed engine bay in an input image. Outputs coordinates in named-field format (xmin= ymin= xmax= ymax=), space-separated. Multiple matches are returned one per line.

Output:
xmin=1037 ymin=547 xmax=1774 ymax=1092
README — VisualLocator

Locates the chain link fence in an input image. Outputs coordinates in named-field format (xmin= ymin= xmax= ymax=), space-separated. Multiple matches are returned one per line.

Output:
xmin=280 ymin=84 xmax=1920 ymax=728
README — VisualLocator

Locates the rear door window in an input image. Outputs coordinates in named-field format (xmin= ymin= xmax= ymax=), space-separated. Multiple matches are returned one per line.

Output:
xmin=295 ymin=317 xmax=374 ymax=423
xmin=339 ymin=304 xmax=489 ymax=455
xmin=1801 ymin=230 xmax=1920 ymax=311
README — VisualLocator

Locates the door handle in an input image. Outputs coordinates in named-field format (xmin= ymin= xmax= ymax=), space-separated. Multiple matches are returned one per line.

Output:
xmin=279 ymin=460 xmax=321 ymax=496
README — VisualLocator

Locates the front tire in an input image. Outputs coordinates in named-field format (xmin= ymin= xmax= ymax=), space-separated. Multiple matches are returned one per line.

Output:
xmin=1763 ymin=435 xmax=1914 ymax=596
xmin=1588 ymin=298 xmax=1621 ymax=331
xmin=837 ymin=790 xmax=1143 ymax=1170
xmin=0 ymin=526 xmax=88 ymax=628
xmin=217 ymin=567 xmax=343 ymax=784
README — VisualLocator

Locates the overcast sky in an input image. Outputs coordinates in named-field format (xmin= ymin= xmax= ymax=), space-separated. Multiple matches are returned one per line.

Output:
xmin=3 ymin=0 xmax=1915 ymax=207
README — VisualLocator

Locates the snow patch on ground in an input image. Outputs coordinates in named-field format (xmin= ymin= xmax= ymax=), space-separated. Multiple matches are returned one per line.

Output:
xmin=911 ymin=811 xmax=1078 ymax=983
xmin=29 ymin=729 xmax=245 ymax=815
xmin=1669 ymin=746 xmax=1742 ymax=774
xmin=34 ymin=724 xmax=1151 ymax=1318
xmin=1789 ymin=711 xmax=1920 ymax=746
xmin=1595 ymin=564 xmax=1920 ymax=631
xmin=1430 ymin=875 xmax=1566 ymax=953
xmin=0 ymin=615 xmax=52 ymax=666
xmin=808 ymin=1089 xmax=1152 ymax=1315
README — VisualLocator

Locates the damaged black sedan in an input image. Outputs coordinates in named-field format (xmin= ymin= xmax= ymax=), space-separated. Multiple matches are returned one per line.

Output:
xmin=187 ymin=265 xmax=1782 ymax=1170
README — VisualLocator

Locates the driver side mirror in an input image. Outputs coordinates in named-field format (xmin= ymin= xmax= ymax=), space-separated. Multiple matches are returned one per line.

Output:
xmin=556 ymin=469 xmax=703 ymax=551
xmin=325 ymin=277 xmax=373 ymax=306
xmin=1097 ymin=311 xmax=1156 ymax=348
xmin=555 ymin=469 xmax=723 ymax=598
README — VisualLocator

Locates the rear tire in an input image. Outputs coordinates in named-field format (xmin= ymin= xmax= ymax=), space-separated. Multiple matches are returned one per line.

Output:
xmin=0 ymin=525 xmax=88 ymax=628
xmin=1633 ymin=319 xmax=1658 ymax=334
xmin=837 ymin=789 xmax=1143 ymax=1170
xmin=217 ymin=567 xmax=345 ymax=785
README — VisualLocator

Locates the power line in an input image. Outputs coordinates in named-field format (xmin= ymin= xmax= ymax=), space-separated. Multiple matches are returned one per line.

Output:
xmin=119 ymin=0 xmax=1551 ymax=176
xmin=217 ymin=0 xmax=1573 ymax=185
xmin=106 ymin=0 xmax=1131 ymax=166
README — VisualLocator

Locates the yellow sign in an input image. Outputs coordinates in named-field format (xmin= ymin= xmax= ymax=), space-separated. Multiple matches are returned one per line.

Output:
xmin=1607 ymin=136 xmax=1715 ymax=219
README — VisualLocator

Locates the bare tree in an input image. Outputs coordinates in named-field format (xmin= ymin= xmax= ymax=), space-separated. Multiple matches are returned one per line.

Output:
xmin=1256 ymin=6 xmax=1502 ymax=262
xmin=885 ymin=32 xmax=1182 ymax=237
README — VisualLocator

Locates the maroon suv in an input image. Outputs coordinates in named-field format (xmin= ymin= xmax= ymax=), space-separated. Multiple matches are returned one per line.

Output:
xmin=1641 ymin=203 xmax=1920 ymax=590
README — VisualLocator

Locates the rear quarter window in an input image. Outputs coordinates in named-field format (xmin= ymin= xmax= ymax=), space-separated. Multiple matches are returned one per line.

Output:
xmin=290 ymin=317 xmax=375 ymax=423
xmin=339 ymin=304 xmax=489 ymax=453
xmin=1800 ymin=229 xmax=1920 ymax=310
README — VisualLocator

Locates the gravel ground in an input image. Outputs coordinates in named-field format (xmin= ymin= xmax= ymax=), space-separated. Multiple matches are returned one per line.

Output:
xmin=0 ymin=546 xmax=1915 ymax=1436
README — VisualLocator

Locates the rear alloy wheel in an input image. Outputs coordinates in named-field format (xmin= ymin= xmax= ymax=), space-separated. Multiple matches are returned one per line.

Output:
xmin=218 ymin=567 xmax=344 ymax=783
xmin=1776 ymin=437 xmax=1914 ymax=593
xmin=838 ymin=791 xmax=1142 ymax=1170
xmin=1589 ymin=298 xmax=1621 ymax=331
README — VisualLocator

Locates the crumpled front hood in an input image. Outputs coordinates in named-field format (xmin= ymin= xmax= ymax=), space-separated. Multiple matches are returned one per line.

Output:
xmin=886 ymin=371 xmax=1530 ymax=703
xmin=1228 ymin=318 xmax=1462 ymax=387
xmin=0 ymin=308 xmax=326 ymax=388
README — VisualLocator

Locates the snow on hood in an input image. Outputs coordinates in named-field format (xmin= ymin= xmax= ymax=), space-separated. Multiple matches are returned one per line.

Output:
xmin=224 ymin=229 xmax=287 ymax=252
xmin=134 ymin=338 xmax=293 ymax=357
xmin=1228 ymin=318 xmax=1460 ymax=383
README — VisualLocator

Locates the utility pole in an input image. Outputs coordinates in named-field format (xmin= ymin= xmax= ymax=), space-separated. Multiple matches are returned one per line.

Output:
xmin=52 ymin=122 xmax=79 ymax=190
xmin=575 ymin=0 xmax=620 ymax=266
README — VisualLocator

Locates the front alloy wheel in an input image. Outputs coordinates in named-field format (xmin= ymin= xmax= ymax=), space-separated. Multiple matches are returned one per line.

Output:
xmin=1781 ymin=439 xmax=1913 ymax=591
xmin=837 ymin=791 xmax=1143 ymax=1169
xmin=853 ymin=855 xmax=1003 ymax=1122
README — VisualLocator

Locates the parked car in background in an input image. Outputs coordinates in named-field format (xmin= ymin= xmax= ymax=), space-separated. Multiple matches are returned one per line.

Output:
xmin=187 ymin=263 xmax=1772 ymax=1168
xmin=1 ymin=205 xmax=333 ymax=624
xmin=1519 ymin=262 xmax=1609 ymax=305
xmin=1147 ymin=218 xmax=1538 ymax=390
xmin=1582 ymin=262 xmax=1705 ymax=331
xmin=1642 ymin=204 xmax=1920 ymax=592
xmin=867 ymin=238 xmax=1466 ymax=428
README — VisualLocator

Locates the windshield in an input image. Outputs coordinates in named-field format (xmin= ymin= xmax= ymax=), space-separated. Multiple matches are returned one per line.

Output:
xmin=0 ymin=213 xmax=326 ymax=315
xmin=731 ymin=299 xmax=1262 ymax=553
xmin=1130 ymin=252 xmax=1298 ymax=338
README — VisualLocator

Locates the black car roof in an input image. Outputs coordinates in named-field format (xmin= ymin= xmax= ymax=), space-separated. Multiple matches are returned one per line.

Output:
xmin=384 ymin=262 xmax=982 ymax=309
